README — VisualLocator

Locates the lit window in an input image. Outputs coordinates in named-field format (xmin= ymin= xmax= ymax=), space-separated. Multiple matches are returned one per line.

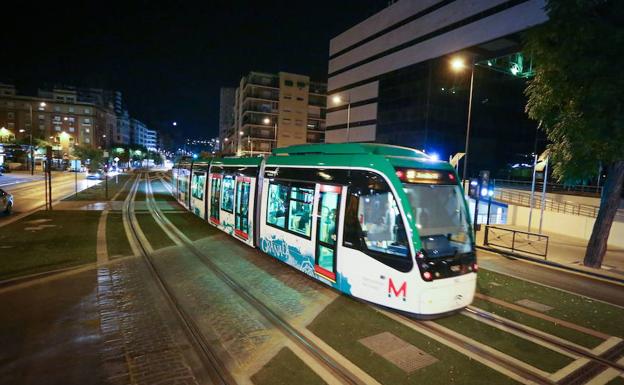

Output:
xmin=54 ymin=106 xmax=61 ymax=112
xmin=68 ymin=107 xmax=74 ymax=113
xmin=287 ymin=186 xmax=313 ymax=237
xmin=267 ymin=183 xmax=289 ymax=229
xmin=220 ymin=175 xmax=234 ymax=212
xmin=84 ymin=108 xmax=90 ymax=114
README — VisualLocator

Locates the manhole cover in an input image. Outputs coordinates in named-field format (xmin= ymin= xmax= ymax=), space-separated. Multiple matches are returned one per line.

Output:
xmin=515 ymin=299 xmax=553 ymax=312
xmin=359 ymin=332 xmax=438 ymax=373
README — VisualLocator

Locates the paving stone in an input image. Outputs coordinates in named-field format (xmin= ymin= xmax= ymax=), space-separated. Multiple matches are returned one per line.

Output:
xmin=359 ymin=332 xmax=438 ymax=373
xmin=515 ymin=298 xmax=554 ymax=312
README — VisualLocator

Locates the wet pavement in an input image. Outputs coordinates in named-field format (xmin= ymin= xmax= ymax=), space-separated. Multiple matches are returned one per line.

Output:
xmin=0 ymin=256 xmax=207 ymax=385
xmin=0 ymin=269 xmax=105 ymax=385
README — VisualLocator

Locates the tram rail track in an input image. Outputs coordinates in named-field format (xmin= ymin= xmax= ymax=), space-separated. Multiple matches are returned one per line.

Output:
xmin=123 ymin=173 xmax=235 ymax=385
xmin=464 ymin=306 xmax=624 ymax=372
xmin=142 ymin=171 xmax=367 ymax=385
xmin=148 ymin=171 xmax=624 ymax=385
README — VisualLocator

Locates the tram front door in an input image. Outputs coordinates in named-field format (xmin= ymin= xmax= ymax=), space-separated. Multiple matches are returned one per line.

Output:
xmin=314 ymin=184 xmax=342 ymax=281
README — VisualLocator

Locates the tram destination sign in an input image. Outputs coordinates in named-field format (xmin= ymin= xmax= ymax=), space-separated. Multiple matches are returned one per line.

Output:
xmin=395 ymin=168 xmax=457 ymax=185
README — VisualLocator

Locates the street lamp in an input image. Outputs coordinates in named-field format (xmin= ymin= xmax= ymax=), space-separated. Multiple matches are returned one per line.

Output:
xmin=450 ymin=55 xmax=475 ymax=184
xmin=331 ymin=93 xmax=351 ymax=143
xmin=263 ymin=117 xmax=278 ymax=150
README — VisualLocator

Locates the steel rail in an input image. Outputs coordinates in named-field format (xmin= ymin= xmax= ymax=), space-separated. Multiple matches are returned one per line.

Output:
xmin=124 ymin=172 xmax=235 ymax=385
xmin=144 ymin=172 xmax=364 ymax=385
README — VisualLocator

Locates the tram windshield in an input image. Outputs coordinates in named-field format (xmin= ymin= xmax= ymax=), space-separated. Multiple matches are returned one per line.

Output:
xmin=403 ymin=184 xmax=472 ymax=258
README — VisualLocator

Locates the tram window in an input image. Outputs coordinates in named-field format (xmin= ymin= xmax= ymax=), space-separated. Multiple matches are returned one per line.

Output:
xmin=344 ymin=186 xmax=409 ymax=258
xmin=287 ymin=186 xmax=314 ymax=237
xmin=221 ymin=175 xmax=234 ymax=213
xmin=267 ymin=183 xmax=289 ymax=228
xmin=191 ymin=172 xmax=205 ymax=200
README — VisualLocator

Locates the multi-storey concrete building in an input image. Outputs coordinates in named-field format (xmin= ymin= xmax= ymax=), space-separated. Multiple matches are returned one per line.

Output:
xmin=218 ymin=87 xmax=235 ymax=145
xmin=0 ymin=85 xmax=99 ymax=154
xmin=326 ymin=0 xmax=548 ymax=176
xmin=130 ymin=118 xmax=158 ymax=150
xmin=221 ymin=71 xmax=326 ymax=155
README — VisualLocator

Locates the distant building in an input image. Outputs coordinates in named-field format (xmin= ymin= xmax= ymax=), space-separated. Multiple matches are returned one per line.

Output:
xmin=1 ymin=85 xmax=99 ymax=154
xmin=221 ymin=71 xmax=326 ymax=156
xmin=218 ymin=87 xmax=235 ymax=144
xmin=114 ymin=110 xmax=131 ymax=145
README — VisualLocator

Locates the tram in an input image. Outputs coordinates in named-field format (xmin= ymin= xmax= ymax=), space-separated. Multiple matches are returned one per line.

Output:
xmin=172 ymin=143 xmax=477 ymax=317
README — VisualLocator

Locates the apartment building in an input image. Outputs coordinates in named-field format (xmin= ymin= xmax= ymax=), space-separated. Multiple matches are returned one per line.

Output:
xmin=0 ymin=85 xmax=100 ymax=153
xmin=221 ymin=71 xmax=326 ymax=155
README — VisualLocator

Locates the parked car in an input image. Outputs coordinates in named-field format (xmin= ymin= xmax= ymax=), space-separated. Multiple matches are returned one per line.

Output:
xmin=0 ymin=189 xmax=13 ymax=214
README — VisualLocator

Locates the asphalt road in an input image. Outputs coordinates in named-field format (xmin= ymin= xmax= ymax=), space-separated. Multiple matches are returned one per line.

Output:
xmin=478 ymin=248 xmax=624 ymax=307
xmin=0 ymin=172 xmax=98 ymax=227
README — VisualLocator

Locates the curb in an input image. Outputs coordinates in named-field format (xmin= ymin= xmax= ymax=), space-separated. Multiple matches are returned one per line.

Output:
xmin=476 ymin=245 xmax=624 ymax=285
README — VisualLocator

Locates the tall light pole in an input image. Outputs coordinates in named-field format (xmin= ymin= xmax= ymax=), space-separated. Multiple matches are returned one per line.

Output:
xmin=332 ymin=94 xmax=351 ymax=143
xmin=450 ymin=56 xmax=475 ymax=184
xmin=263 ymin=117 xmax=277 ymax=151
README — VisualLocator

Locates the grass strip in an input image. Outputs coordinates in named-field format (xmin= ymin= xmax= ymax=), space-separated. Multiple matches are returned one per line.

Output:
xmin=251 ymin=347 xmax=327 ymax=385
xmin=151 ymin=179 xmax=176 ymax=201
xmin=607 ymin=376 xmax=624 ymax=385
xmin=435 ymin=313 xmax=573 ymax=372
xmin=471 ymin=298 xmax=603 ymax=349
xmin=106 ymin=211 xmax=132 ymax=257
xmin=308 ymin=296 xmax=519 ymax=385
xmin=164 ymin=212 xmax=219 ymax=241
xmin=478 ymin=269 xmax=624 ymax=338
xmin=0 ymin=210 xmax=100 ymax=280
xmin=63 ymin=174 xmax=131 ymax=201
xmin=134 ymin=180 xmax=146 ymax=201
xmin=135 ymin=213 xmax=174 ymax=249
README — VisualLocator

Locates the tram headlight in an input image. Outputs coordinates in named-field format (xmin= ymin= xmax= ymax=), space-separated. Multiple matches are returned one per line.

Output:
xmin=422 ymin=271 xmax=433 ymax=281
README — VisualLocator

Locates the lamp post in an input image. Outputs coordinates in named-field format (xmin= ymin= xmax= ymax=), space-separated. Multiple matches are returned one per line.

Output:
xmin=237 ymin=130 xmax=244 ymax=156
xmin=263 ymin=117 xmax=278 ymax=151
xmin=450 ymin=56 xmax=475 ymax=184
xmin=332 ymin=93 xmax=351 ymax=143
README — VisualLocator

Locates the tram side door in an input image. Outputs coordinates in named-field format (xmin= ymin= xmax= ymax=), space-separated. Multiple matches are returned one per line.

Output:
xmin=234 ymin=176 xmax=251 ymax=240
xmin=314 ymin=184 xmax=342 ymax=282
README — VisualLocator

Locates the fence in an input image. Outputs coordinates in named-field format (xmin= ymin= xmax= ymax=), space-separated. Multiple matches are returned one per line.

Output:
xmin=493 ymin=179 xmax=603 ymax=196
xmin=492 ymin=189 xmax=602 ymax=218
xmin=484 ymin=225 xmax=549 ymax=258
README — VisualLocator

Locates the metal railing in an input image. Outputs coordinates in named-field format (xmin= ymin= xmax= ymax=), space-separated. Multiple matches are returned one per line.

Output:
xmin=492 ymin=188 xmax=603 ymax=218
xmin=493 ymin=179 xmax=603 ymax=196
xmin=485 ymin=225 xmax=549 ymax=258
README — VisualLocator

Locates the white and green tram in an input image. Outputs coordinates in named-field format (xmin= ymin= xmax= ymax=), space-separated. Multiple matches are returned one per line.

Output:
xmin=173 ymin=143 xmax=477 ymax=317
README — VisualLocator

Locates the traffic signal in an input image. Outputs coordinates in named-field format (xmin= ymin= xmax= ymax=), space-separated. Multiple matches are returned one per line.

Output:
xmin=479 ymin=170 xmax=490 ymax=197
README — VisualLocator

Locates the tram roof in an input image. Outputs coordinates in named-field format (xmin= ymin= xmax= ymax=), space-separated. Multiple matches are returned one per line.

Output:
xmin=210 ymin=156 xmax=264 ymax=167
xmin=272 ymin=143 xmax=430 ymax=158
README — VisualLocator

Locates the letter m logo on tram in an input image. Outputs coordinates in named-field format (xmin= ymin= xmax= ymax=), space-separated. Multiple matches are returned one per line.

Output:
xmin=388 ymin=278 xmax=407 ymax=301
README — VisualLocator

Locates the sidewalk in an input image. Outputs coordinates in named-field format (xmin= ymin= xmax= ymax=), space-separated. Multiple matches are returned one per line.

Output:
xmin=476 ymin=224 xmax=624 ymax=281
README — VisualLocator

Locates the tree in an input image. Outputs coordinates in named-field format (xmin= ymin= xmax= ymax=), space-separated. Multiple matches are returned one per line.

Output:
xmin=525 ymin=0 xmax=624 ymax=268
xmin=73 ymin=145 xmax=104 ymax=170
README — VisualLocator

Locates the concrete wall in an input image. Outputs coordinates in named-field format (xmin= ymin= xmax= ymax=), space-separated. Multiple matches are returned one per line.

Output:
xmin=506 ymin=204 xmax=624 ymax=248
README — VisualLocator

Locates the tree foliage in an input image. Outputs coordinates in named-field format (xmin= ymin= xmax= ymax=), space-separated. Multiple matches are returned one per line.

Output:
xmin=525 ymin=0 xmax=624 ymax=181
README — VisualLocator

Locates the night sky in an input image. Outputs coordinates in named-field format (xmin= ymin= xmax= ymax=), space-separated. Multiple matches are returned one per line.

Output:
xmin=0 ymin=1 xmax=387 ymax=142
